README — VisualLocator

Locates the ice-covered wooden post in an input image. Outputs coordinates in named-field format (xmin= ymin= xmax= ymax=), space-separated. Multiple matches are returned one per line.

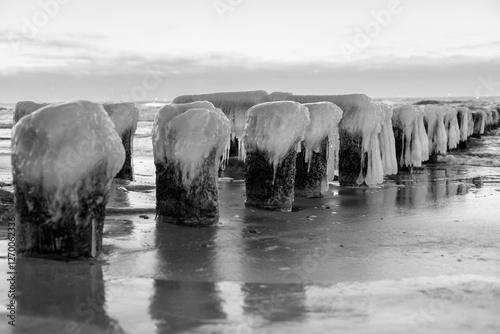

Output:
xmin=337 ymin=100 xmax=385 ymax=186
xmin=244 ymin=101 xmax=310 ymax=211
xmin=152 ymin=103 xmax=230 ymax=226
xmin=102 ymin=103 xmax=139 ymax=181
xmin=484 ymin=109 xmax=493 ymax=132
xmin=294 ymin=102 xmax=342 ymax=198
xmin=13 ymin=101 xmax=49 ymax=124
xmin=12 ymin=101 xmax=125 ymax=259
xmin=496 ymin=106 xmax=500 ymax=127
xmin=392 ymin=105 xmax=429 ymax=168
xmin=282 ymin=94 xmax=393 ymax=187
xmin=443 ymin=106 xmax=460 ymax=151
xmin=456 ymin=107 xmax=470 ymax=149
xmin=491 ymin=107 xmax=499 ymax=130
xmin=471 ymin=109 xmax=485 ymax=138
xmin=423 ymin=105 xmax=447 ymax=162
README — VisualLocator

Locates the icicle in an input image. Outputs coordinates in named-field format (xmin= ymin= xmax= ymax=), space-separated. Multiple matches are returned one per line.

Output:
xmin=237 ymin=135 xmax=246 ymax=161
xmin=424 ymin=105 xmax=447 ymax=155
xmin=272 ymin=159 xmax=278 ymax=185
xmin=305 ymin=147 xmax=313 ymax=172
xmin=220 ymin=137 xmax=231 ymax=170
xmin=443 ymin=106 xmax=460 ymax=150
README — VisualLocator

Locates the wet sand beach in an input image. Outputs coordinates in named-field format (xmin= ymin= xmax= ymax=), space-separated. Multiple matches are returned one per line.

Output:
xmin=1 ymin=108 xmax=500 ymax=333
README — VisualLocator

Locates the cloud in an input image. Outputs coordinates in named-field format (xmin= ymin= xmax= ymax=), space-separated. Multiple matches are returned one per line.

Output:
xmin=2 ymin=51 xmax=498 ymax=104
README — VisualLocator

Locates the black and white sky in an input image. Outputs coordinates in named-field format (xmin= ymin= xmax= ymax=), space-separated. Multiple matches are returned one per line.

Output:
xmin=1 ymin=0 xmax=500 ymax=102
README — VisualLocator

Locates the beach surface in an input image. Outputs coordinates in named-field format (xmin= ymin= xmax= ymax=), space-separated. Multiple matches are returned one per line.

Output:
xmin=0 ymin=104 xmax=499 ymax=333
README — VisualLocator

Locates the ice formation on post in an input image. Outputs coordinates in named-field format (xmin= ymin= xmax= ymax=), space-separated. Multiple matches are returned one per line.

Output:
xmin=12 ymin=101 xmax=125 ymax=258
xmin=443 ymin=105 xmax=460 ymax=150
xmin=423 ymin=105 xmax=447 ymax=159
xmin=340 ymin=100 xmax=386 ymax=187
xmin=279 ymin=94 xmax=384 ymax=186
xmin=376 ymin=104 xmax=398 ymax=176
xmin=495 ymin=105 xmax=500 ymax=127
xmin=491 ymin=107 xmax=499 ymax=129
xmin=284 ymin=94 xmax=394 ymax=187
xmin=392 ymin=105 xmax=429 ymax=168
xmin=103 ymin=103 xmax=139 ymax=181
xmin=294 ymin=102 xmax=343 ymax=197
xmin=152 ymin=103 xmax=230 ymax=225
xmin=484 ymin=109 xmax=493 ymax=132
xmin=471 ymin=109 xmax=486 ymax=137
xmin=172 ymin=91 xmax=269 ymax=163
xmin=456 ymin=106 xmax=470 ymax=149
xmin=467 ymin=110 xmax=475 ymax=137
xmin=244 ymin=101 xmax=310 ymax=211
xmin=268 ymin=91 xmax=293 ymax=101
xmin=13 ymin=101 xmax=49 ymax=124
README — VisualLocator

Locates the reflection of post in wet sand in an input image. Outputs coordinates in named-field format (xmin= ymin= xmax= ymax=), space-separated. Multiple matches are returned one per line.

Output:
xmin=395 ymin=180 xmax=428 ymax=210
xmin=428 ymin=168 xmax=469 ymax=204
xmin=235 ymin=212 xmax=308 ymax=327
xmin=362 ymin=186 xmax=398 ymax=214
xmin=149 ymin=215 xmax=237 ymax=333
xmin=107 ymin=180 xmax=131 ymax=208
xmin=336 ymin=187 xmax=369 ymax=208
xmin=394 ymin=167 xmax=469 ymax=210
xmin=428 ymin=169 xmax=448 ymax=202
xmin=15 ymin=258 xmax=122 ymax=333
xmin=149 ymin=280 xmax=226 ymax=334
xmin=240 ymin=283 xmax=306 ymax=328
xmin=153 ymin=216 xmax=220 ymax=279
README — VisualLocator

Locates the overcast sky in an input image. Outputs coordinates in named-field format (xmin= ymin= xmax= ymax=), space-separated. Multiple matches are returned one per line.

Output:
xmin=1 ymin=0 xmax=499 ymax=102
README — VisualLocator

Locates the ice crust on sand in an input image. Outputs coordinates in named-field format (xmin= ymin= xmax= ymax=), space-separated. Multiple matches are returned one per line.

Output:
xmin=153 ymin=103 xmax=231 ymax=186
xmin=244 ymin=101 xmax=310 ymax=181
xmin=302 ymin=102 xmax=343 ymax=180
